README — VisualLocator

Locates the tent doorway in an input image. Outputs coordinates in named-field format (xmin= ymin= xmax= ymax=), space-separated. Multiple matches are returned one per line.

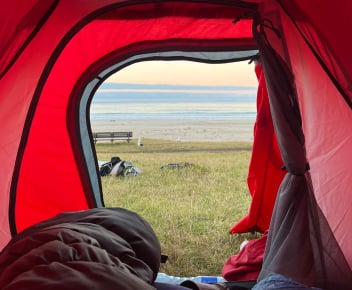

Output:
xmin=90 ymin=59 xmax=258 ymax=276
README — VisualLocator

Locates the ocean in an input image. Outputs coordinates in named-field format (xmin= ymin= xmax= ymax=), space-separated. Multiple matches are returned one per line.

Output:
xmin=90 ymin=83 xmax=257 ymax=121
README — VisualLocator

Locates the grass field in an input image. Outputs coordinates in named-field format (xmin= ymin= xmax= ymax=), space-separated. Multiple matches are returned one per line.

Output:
xmin=96 ymin=139 xmax=258 ymax=277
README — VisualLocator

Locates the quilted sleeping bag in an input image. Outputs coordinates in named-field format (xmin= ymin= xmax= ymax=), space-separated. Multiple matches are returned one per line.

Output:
xmin=0 ymin=207 xmax=161 ymax=289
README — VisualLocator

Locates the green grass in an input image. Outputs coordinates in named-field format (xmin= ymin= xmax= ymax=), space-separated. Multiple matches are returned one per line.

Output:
xmin=96 ymin=139 xmax=257 ymax=277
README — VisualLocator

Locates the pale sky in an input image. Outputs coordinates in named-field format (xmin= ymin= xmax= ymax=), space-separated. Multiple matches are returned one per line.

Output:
xmin=107 ymin=60 xmax=257 ymax=86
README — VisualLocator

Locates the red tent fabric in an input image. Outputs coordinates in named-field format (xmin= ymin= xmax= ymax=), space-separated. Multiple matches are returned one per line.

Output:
xmin=222 ymin=232 xmax=268 ymax=281
xmin=230 ymin=60 xmax=285 ymax=234
xmin=0 ymin=1 xmax=351 ymax=288
xmin=0 ymin=1 xmax=256 ymax=239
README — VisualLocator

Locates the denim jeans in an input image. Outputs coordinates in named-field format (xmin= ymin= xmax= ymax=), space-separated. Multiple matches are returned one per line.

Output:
xmin=252 ymin=273 xmax=322 ymax=290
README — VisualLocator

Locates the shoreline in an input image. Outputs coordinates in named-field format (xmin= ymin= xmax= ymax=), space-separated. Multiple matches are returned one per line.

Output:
xmin=91 ymin=118 xmax=255 ymax=142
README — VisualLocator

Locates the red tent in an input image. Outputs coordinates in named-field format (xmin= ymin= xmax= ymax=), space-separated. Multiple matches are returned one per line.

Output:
xmin=0 ymin=1 xmax=351 ymax=288
xmin=229 ymin=60 xmax=285 ymax=234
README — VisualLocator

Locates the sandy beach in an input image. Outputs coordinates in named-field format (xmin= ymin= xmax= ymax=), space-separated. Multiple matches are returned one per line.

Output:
xmin=91 ymin=118 xmax=255 ymax=142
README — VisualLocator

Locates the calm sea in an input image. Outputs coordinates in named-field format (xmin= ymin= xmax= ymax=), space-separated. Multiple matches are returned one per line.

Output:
xmin=90 ymin=83 xmax=257 ymax=121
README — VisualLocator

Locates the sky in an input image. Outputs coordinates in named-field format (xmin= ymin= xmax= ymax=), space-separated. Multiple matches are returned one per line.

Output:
xmin=106 ymin=60 xmax=257 ymax=87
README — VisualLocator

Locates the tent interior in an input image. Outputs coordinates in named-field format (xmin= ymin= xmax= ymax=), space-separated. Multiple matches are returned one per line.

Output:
xmin=0 ymin=1 xmax=351 ymax=289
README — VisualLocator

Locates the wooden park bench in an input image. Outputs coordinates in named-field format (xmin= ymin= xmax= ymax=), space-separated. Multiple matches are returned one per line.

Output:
xmin=93 ymin=131 xmax=133 ymax=143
